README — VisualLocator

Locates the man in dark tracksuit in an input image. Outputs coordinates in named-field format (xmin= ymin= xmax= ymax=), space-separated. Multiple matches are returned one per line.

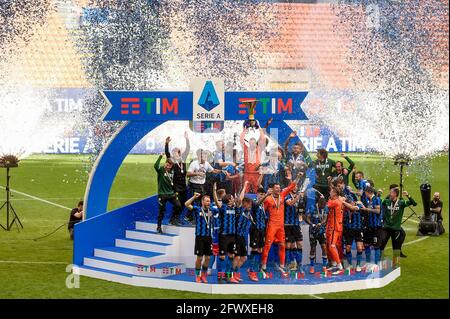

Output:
xmin=154 ymin=154 xmax=182 ymax=233
xmin=165 ymin=133 xmax=190 ymax=222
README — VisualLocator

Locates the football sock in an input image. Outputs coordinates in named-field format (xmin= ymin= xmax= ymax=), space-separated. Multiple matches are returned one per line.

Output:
xmin=295 ymin=248 xmax=303 ymax=265
xmin=285 ymin=248 xmax=291 ymax=264
xmin=217 ymin=257 xmax=225 ymax=273
xmin=346 ymin=251 xmax=353 ymax=266
xmin=225 ymin=257 xmax=231 ymax=274
xmin=329 ymin=247 xmax=340 ymax=265
xmin=374 ymin=248 xmax=381 ymax=264
xmin=208 ymin=255 xmax=216 ymax=269
xmin=365 ymin=246 xmax=371 ymax=262
xmin=356 ymin=251 xmax=363 ymax=266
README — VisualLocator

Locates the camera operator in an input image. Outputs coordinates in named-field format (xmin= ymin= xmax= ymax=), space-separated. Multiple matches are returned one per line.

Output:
xmin=431 ymin=192 xmax=445 ymax=234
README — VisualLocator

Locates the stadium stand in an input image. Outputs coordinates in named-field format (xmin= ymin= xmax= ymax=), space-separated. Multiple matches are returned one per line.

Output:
xmin=3 ymin=1 xmax=448 ymax=90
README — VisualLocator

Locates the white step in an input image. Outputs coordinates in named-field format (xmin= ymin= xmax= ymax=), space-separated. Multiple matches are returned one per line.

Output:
xmin=84 ymin=257 xmax=135 ymax=274
xmin=135 ymin=221 xmax=181 ymax=235
xmin=115 ymin=238 xmax=169 ymax=254
xmin=94 ymin=247 xmax=163 ymax=265
xmin=125 ymin=230 xmax=177 ymax=244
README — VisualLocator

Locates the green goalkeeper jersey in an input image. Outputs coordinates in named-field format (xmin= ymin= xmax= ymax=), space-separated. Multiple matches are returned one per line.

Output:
xmin=382 ymin=196 xmax=417 ymax=230
xmin=313 ymin=158 xmax=336 ymax=187
xmin=331 ymin=156 xmax=355 ymax=185
xmin=154 ymin=155 xmax=175 ymax=196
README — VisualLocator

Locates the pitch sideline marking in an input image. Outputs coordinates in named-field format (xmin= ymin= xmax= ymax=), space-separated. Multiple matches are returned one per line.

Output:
xmin=0 ymin=260 xmax=67 ymax=265
xmin=399 ymin=236 xmax=429 ymax=247
xmin=0 ymin=186 xmax=71 ymax=211
xmin=10 ymin=197 xmax=145 ymax=201
xmin=384 ymin=236 xmax=429 ymax=250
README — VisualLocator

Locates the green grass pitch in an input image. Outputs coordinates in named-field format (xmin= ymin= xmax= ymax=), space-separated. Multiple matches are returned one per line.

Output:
xmin=0 ymin=153 xmax=448 ymax=299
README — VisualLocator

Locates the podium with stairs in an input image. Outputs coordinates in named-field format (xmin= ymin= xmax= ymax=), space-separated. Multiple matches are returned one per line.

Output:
xmin=73 ymin=197 xmax=401 ymax=295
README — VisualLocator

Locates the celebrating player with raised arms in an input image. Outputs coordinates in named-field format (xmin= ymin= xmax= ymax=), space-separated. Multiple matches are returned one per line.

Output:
xmin=380 ymin=187 xmax=417 ymax=267
xmin=314 ymin=149 xmax=336 ymax=200
xmin=211 ymin=140 xmax=237 ymax=195
xmin=207 ymin=190 xmax=223 ymax=276
xmin=352 ymin=170 xmax=371 ymax=201
xmin=284 ymin=131 xmax=312 ymax=180
xmin=360 ymin=186 xmax=382 ymax=264
xmin=240 ymin=122 xmax=266 ymax=194
xmin=154 ymin=153 xmax=183 ymax=233
xmin=342 ymin=195 xmax=365 ymax=272
xmin=331 ymin=153 xmax=355 ymax=186
xmin=259 ymin=148 xmax=290 ymax=190
xmin=246 ymin=185 xmax=271 ymax=281
xmin=234 ymin=183 xmax=260 ymax=282
xmin=165 ymin=133 xmax=190 ymax=221
xmin=260 ymin=173 xmax=303 ymax=278
xmin=284 ymin=184 xmax=304 ymax=272
xmin=185 ymin=193 xmax=216 ymax=283
xmin=307 ymin=197 xmax=328 ymax=273
xmin=213 ymin=183 xmax=239 ymax=284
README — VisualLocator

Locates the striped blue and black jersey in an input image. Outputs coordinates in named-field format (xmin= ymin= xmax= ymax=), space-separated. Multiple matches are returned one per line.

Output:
xmin=251 ymin=201 xmax=267 ymax=230
xmin=287 ymin=152 xmax=308 ymax=180
xmin=210 ymin=203 xmax=221 ymax=242
xmin=355 ymin=179 xmax=370 ymax=191
xmin=284 ymin=193 xmax=300 ymax=226
xmin=364 ymin=195 xmax=383 ymax=228
xmin=236 ymin=208 xmax=253 ymax=237
xmin=212 ymin=150 xmax=226 ymax=182
xmin=219 ymin=205 xmax=237 ymax=235
xmin=307 ymin=205 xmax=328 ymax=234
xmin=262 ymin=161 xmax=285 ymax=190
xmin=356 ymin=179 xmax=370 ymax=202
xmin=343 ymin=186 xmax=358 ymax=202
xmin=344 ymin=203 xmax=364 ymax=230
xmin=192 ymin=205 xmax=216 ymax=237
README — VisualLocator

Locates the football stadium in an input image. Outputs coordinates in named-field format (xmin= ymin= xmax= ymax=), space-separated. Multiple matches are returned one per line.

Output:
xmin=0 ymin=0 xmax=448 ymax=300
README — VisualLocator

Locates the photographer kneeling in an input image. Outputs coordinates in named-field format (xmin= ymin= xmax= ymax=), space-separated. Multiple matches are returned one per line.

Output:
xmin=68 ymin=201 xmax=84 ymax=240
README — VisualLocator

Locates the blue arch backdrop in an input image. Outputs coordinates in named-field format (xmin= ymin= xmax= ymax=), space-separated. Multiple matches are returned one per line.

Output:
xmin=73 ymin=87 xmax=308 ymax=266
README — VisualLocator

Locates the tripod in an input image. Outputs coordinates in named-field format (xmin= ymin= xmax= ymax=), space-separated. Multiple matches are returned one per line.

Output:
xmin=0 ymin=167 xmax=23 ymax=231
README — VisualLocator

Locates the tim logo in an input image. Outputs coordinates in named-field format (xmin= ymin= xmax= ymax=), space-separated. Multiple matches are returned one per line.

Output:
xmin=120 ymin=97 xmax=178 ymax=115
xmin=198 ymin=81 xmax=220 ymax=111
xmin=238 ymin=97 xmax=293 ymax=115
